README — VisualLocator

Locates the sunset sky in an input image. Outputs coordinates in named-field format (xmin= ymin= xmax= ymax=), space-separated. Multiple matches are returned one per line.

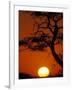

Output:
xmin=19 ymin=11 xmax=63 ymax=78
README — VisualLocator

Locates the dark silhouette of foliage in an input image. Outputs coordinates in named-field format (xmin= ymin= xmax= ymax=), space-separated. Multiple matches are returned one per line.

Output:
xmin=19 ymin=73 xmax=33 ymax=79
xmin=19 ymin=72 xmax=63 ymax=79
xmin=19 ymin=11 xmax=63 ymax=68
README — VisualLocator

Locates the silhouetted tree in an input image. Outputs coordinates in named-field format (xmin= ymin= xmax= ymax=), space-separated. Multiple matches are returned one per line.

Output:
xmin=31 ymin=12 xmax=63 ymax=67
xmin=19 ymin=11 xmax=63 ymax=68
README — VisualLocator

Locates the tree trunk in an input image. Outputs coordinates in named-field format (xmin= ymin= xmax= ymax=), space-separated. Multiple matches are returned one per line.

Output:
xmin=50 ymin=45 xmax=63 ymax=68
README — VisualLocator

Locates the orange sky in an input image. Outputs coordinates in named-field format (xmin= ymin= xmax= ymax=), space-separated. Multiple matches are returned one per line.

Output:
xmin=19 ymin=11 xmax=63 ymax=78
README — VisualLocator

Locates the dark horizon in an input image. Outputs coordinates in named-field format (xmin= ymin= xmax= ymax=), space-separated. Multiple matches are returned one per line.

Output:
xmin=19 ymin=10 xmax=63 ymax=79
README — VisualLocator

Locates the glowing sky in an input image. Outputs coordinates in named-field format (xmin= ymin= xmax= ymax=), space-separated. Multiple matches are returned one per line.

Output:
xmin=19 ymin=11 xmax=63 ymax=78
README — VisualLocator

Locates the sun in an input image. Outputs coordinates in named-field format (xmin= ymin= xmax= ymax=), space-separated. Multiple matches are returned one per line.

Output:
xmin=37 ymin=66 xmax=50 ymax=77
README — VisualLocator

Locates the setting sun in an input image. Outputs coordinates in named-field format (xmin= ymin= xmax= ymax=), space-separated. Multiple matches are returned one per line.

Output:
xmin=19 ymin=11 xmax=63 ymax=79
xmin=37 ymin=67 xmax=50 ymax=77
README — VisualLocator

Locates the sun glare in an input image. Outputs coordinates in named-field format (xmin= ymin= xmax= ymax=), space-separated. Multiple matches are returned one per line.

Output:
xmin=37 ymin=66 xmax=50 ymax=77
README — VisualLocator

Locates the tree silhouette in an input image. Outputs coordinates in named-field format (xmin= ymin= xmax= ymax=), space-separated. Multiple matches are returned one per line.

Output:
xmin=19 ymin=11 xmax=63 ymax=68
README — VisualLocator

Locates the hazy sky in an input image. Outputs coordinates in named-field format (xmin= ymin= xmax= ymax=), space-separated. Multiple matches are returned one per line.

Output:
xmin=19 ymin=11 xmax=63 ymax=78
